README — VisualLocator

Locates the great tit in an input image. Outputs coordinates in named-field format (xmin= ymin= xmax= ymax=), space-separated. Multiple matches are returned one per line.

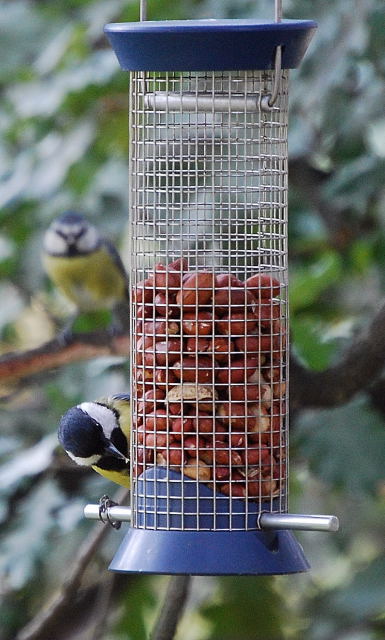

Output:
xmin=58 ymin=393 xmax=131 ymax=487
xmin=42 ymin=211 xmax=129 ymax=314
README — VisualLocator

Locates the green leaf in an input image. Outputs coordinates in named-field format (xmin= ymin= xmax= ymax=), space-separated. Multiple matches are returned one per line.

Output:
xmin=291 ymin=315 xmax=338 ymax=371
xmin=201 ymin=576 xmax=290 ymax=639
xmin=323 ymin=156 xmax=385 ymax=213
xmin=348 ymin=238 xmax=376 ymax=274
xmin=114 ymin=576 xmax=157 ymax=640
xmin=0 ymin=479 xmax=63 ymax=589
xmin=332 ymin=554 xmax=385 ymax=620
xmin=290 ymin=251 xmax=343 ymax=312
xmin=294 ymin=398 xmax=385 ymax=495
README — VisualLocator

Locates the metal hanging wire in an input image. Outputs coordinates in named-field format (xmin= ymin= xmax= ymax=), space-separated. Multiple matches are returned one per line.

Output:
xmin=275 ymin=0 xmax=282 ymax=23
xmin=140 ymin=0 xmax=147 ymax=21
xmin=140 ymin=0 xmax=282 ymax=23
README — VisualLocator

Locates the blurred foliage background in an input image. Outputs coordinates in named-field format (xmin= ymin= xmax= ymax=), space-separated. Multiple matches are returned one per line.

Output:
xmin=0 ymin=0 xmax=384 ymax=638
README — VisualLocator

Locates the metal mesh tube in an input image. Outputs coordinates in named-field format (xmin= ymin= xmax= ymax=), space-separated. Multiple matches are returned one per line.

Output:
xmin=129 ymin=69 xmax=289 ymax=532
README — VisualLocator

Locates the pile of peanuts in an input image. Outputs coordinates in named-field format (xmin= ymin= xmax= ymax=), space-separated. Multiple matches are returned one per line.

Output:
xmin=133 ymin=257 xmax=286 ymax=500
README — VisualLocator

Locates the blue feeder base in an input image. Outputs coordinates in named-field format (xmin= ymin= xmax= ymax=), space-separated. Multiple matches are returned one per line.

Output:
xmin=109 ymin=527 xmax=309 ymax=576
xmin=109 ymin=468 xmax=309 ymax=575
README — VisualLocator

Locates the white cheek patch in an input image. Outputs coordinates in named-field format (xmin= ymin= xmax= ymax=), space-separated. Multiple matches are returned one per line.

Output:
xmin=67 ymin=451 xmax=101 ymax=466
xmin=43 ymin=229 xmax=67 ymax=255
xmin=77 ymin=226 xmax=99 ymax=253
xmin=79 ymin=402 xmax=117 ymax=439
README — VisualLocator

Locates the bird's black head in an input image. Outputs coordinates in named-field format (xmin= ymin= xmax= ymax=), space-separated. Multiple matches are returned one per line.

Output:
xmin=58 ymin=405 xmax=127 ymax=468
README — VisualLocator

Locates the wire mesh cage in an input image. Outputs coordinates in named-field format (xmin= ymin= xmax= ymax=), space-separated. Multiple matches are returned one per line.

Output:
xmin=96 ymin=9 xmax=339 ymax=575
xmin=130 ymin=68 xmax=289 ymax=528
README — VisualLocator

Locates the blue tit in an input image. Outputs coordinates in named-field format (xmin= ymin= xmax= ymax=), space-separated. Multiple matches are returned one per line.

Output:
xmin=42 ymin=211 xmax=128 ymax=313
xmin=58 ymin=393 xmax=131 ymax=487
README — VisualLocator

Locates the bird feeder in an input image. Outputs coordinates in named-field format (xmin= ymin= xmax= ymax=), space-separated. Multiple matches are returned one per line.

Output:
xmin=85 ymin=1 xmax=339 ymax=575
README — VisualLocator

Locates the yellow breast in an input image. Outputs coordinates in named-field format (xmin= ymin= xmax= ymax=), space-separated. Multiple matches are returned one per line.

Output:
xmin=43 ymin=249 xmax=126 ymax=311
xmin=92 ymin=465 xmax=131 ymax=488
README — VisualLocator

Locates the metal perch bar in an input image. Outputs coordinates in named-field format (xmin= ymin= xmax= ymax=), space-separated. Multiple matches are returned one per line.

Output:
xmin=84 ymin=504 xmax=339 ymax=532
xmin=144 ymin=92 xmax=262 ymax=112
xmin=84 ymin=504 xmax=132 ymax=524
xmin=258 ymin=512 xmax=339 ymax=532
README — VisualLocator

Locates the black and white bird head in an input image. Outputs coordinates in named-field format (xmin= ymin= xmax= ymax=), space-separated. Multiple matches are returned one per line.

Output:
xmin=43 ymin=212 xmax=101 ymax=257
xmin=58 ymin=402 xmax=128 ymax=468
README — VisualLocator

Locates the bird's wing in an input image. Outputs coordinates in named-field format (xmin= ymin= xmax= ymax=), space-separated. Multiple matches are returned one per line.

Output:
xmin=101 ymin=239 xmax=129 ymax=300
xmin=111 ymin=393 xmax=131 ymax=402
xmin=111 ymin=394 xmax=131 ymax=441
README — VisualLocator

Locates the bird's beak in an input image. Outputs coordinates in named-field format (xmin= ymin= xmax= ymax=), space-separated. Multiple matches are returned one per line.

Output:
xmin=104 ymin=442 xmax=129 ymax=463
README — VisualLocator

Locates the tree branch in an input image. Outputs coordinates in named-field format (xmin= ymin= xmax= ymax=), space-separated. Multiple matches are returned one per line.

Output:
xmin=150 ymin=576 xmax=191 ymax=640
xmin=367 ymin=377 xmax=385 ymax=418
xmin=0 ymin=330 xmax=129 ymax=384
xmin=85 ymin=572 xmax=116 ymax=640
xmin=290 ymin=300 xmax=385 ymax=410
xmin=2 ymin=292 xmax=385 ymax=414
xmin=16 ymin=487 xmax=130 ymax=640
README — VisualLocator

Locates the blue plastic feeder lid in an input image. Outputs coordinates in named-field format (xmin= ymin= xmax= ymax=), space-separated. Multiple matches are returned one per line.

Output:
xmin=105 ymin=19 xmax=317 ymax=72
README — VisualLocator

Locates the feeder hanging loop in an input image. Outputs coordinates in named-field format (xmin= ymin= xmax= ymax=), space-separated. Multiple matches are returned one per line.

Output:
xmin=98 ymin=495 xmax=123 ymax=530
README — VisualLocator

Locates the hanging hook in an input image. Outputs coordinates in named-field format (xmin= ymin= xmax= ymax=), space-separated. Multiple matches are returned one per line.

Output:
xmin=260 ymin=0 xmax=283 ymax=111
xmin=260 ymin=45 xmax=282 ymax=111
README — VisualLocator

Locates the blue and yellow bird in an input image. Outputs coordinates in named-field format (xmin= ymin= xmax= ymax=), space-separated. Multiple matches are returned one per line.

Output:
xmin=58 ymin=393 xmax=131 ymax=487
xmin=42 ymin=211 xmax=128 ymax=314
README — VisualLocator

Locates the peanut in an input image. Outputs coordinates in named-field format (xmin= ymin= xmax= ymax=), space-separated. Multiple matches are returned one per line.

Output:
xmin=176 ymin=271 xmax=215 ymax=307
xmin=133 ymin=259 xmax=286 ymax=504
xmin=172 ymin=355 xmax=215 ymax=384
xmin=245 ymin=274 xmax=281 ymax=299
xmin=183 ymin=458 xmax=212 ymax=481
